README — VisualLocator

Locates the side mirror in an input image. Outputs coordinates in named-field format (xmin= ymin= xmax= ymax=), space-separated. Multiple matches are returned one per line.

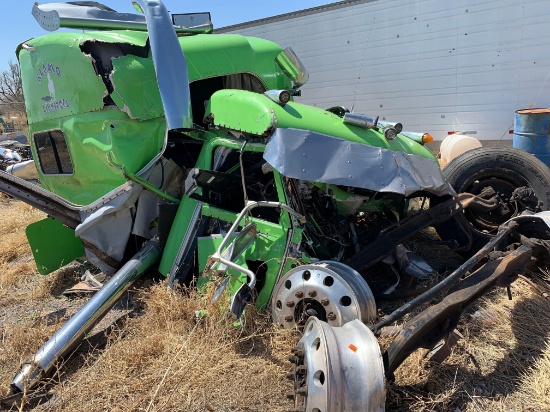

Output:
xmin=275 ymin=47 xmax=309 ymax=89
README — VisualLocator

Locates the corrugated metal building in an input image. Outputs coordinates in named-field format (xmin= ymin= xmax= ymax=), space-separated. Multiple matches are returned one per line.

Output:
xmin=219 ymin=0 xmax=550 ymax=142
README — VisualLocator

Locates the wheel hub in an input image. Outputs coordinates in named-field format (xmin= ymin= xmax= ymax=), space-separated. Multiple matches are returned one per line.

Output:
xmin=271 ymin=261 xmax=376 ymax=328
xmin=465 ymin=178 xmax=527 ymax=232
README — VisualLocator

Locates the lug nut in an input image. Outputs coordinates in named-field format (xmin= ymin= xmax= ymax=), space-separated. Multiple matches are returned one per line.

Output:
xmin=327 ymin=312 xmax=336 ymax=321
xmin=308 ymin=290 xmax=317 ymax=298
xmin=285 ymin=315 xmax=294 ymax=322
xmin=321 ymin=298 xmax=329 ymax=306
xmin=296 ymin=386 xmax=308 ymax=396
xmin=286 ymin=301 xmax=295 ymax=307
xmin=295 ymin=291 xmax=304 ymax=298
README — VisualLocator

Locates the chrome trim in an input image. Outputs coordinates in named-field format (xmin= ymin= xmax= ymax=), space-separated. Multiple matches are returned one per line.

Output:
xmin=135 ymin=0 xmax=193 ymax=131
xmin=343 ymin=112 xmax=375 ymax=129
xmin=207 ymin=201 xmax=305 ymax=289
xmin=32 ymin=2 xmax=213 ymax=33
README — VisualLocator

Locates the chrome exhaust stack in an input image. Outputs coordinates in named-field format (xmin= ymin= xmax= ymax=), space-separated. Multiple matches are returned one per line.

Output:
xmin=11 ymin=238 xmax=162 ymax=393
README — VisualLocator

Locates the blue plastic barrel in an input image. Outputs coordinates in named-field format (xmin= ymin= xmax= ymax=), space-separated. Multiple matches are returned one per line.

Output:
xmin=513 ymin=108 xmax=550 ymax=167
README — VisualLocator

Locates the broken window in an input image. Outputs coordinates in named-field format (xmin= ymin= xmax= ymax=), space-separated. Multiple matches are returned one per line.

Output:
xmin=33 ymin=130 xmax=74 ymax=175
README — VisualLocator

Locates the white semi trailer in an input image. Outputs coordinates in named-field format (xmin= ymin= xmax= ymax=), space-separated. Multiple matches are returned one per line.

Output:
xmin=219 ymin=0 xmax=550 ymax=144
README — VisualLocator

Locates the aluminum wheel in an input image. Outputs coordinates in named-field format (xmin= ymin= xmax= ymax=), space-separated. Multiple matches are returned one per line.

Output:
xmin=287 ymin=317 xmax=386 ymax=412
xmin=271 ymin=261 xmax=376 ymax=328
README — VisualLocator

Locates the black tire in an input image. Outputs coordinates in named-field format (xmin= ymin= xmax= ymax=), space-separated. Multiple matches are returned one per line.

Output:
xmin=434 ymin=147 xmax=550 ymax=254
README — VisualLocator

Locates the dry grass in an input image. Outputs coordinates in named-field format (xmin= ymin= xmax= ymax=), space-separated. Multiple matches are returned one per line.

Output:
xmin=388 ymin=285 xmax=550 ymax=411
xmin=0 ymin=197 xmax=549 ymax=411
xmin=39 ymin=284 xmax=298 ymax=412
xmin=0 ymin=198 xmax=44 ymax=291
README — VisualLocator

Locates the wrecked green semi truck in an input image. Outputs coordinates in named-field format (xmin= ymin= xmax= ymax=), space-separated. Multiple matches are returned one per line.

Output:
xmin=1 ymin=1 xmax=550 ymax=410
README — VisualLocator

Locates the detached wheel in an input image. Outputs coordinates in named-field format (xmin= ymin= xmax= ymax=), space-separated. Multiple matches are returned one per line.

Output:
xmin=287 ymin=317 xmax=386 ymax=412
xmin=435 ymin=147 xmax=550 ymax=253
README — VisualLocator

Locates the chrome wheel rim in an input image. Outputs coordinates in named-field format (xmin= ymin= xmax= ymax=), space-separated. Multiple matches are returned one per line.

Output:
xmin=271 ymin=261 xmax=376 ymax=328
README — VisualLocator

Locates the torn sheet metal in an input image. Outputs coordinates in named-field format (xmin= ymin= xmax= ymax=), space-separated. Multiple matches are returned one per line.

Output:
xmin=18 ymin=36 xmax=107 ymax=124
xmin=76 ymin=183 xmax=142 ymax=274
xmin=110 ymin=55 xmax=163 ymax=120
xmin=264 ymin=128 xmax=455 ymax=197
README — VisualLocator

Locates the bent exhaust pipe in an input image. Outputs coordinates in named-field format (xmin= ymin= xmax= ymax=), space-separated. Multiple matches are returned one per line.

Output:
xmin=11 ymin=238 xmax=162 ymax=393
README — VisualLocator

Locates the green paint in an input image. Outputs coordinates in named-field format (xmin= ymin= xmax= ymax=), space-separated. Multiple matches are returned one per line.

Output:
xmin=14 ymin=20 xmax=444 ymax=315
xmin=26 ymin=217 xmax=85 ymax=275
xmin=28 ymin=112 xmax=164 ymax=205
xmin=206 ymin=90 xmax=276 ymax=135
xmin=206 ymin=89 xmax=438 ymax=161
xmin=18 ymin=31 xmax=292 ymax=205
xmin=111 ymin=55 xmax=164 ymax=120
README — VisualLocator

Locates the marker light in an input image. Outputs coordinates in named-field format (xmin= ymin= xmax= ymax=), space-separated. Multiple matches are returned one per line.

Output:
xmin=422 ymin=133 xmax=434 ymax=144
xmin=394 ymin=123 xmax=403 ymax=134
xmin=401 ymin=131 xmax=434 ymax=145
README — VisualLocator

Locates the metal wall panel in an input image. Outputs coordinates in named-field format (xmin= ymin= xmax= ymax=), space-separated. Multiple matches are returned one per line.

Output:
xmin=220 ymin=0 xmax=550 ymax=141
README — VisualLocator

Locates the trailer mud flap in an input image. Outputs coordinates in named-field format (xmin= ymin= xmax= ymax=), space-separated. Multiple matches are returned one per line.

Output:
xmin=26 ymin=217 xmax=85 ymax=275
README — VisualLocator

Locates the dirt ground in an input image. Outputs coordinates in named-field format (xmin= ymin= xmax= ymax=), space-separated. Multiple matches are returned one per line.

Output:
xmin=0 ymin=196 xmax=549 ymax=411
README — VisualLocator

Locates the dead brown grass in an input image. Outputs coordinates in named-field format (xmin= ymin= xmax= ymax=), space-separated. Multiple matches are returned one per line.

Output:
xmin=0 ymin=200 xmax=44 ymax=291
xmin=389 ymin=285 xmax=550 ymax=412
xmin=0 ymin=198 xmax=549 ymax=411
xmin=43 ymin=284 xmax=298 ymax=411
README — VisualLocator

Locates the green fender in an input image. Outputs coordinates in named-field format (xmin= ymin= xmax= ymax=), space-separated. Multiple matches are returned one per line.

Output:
xmin=205 ymin=89 xmax=438 ymax=162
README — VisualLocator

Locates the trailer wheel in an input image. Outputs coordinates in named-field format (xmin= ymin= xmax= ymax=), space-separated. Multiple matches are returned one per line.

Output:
xmin=434 ymin=147 xmax=550 ymax=254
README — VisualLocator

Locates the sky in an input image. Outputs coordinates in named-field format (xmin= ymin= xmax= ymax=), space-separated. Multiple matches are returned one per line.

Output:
xmin=0 ymin=0 xmax=329 ymax=72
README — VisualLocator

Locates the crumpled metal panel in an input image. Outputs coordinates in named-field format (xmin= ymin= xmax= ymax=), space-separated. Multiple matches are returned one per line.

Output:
xmin=18 ymin=34 xmax=107 ymax=124
xmin=110 ymin=55 xmax=163 ymax=120
xmin=76 ymin=183 xmax=142 ymax=274
xmin=264 ymin=128 xmax=455 ymax=197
